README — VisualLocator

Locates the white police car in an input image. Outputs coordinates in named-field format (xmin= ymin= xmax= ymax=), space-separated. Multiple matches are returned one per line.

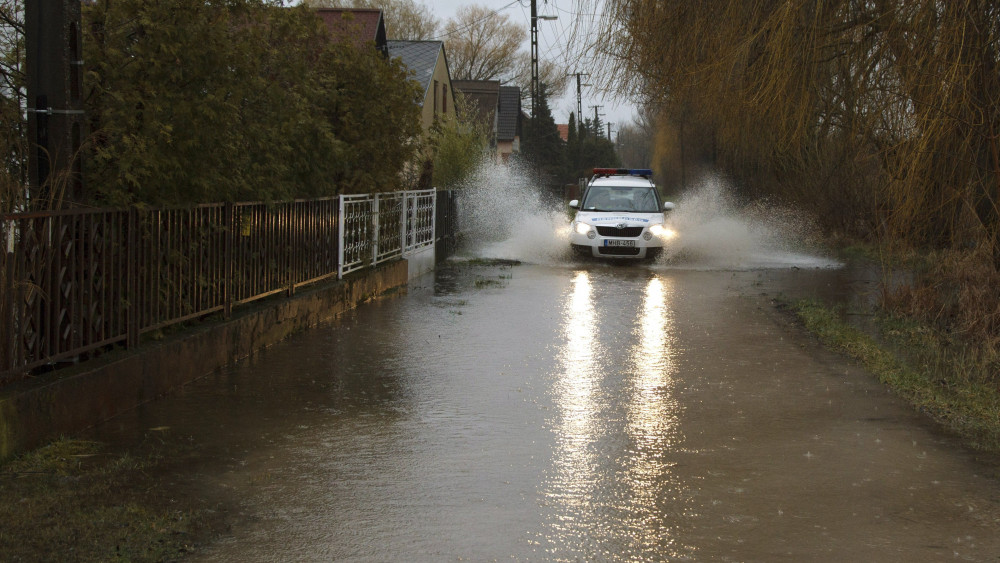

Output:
xmin=569 ymin=168 xmax=676 ymax=259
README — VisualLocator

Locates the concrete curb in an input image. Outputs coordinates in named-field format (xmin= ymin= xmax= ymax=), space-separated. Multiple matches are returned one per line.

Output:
xmin=0 ymin=260 xmax=410 ymax=460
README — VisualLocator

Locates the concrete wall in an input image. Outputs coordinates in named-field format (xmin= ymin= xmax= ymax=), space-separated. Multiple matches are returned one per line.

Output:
xmin=0 ymin=260 xmax=410 ymax=460
xmin=405 ymin=245 xmax=436 ymax=279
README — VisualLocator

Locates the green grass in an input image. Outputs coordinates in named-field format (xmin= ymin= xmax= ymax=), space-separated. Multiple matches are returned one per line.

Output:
xmin=792 ymin=299 xmax=1000 ymax=453
xmin=0 ymin=438 xmax=224 ymax=562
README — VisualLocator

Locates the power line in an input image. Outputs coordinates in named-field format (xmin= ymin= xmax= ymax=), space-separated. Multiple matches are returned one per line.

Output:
xmin=430 ymin=0 xmax=521 ymax=41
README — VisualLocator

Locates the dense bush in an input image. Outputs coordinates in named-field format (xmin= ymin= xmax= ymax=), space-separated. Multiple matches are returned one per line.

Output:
xmin=83 ymin=0 xmax=422 ymax=205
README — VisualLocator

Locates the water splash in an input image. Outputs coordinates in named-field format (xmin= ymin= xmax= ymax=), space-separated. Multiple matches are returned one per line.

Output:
xmin=660 ymin=176 xmax=840 ymax=270
xmin=454 ymin=163 xmax=839 ymax=270
xmin=457 ymin=158 xmax=572 ymax=264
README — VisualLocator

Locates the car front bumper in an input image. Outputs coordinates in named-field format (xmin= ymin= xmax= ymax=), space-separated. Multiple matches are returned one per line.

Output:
xmin=571 ymin=243 xmax=664 ymax=259
xmin=569 ymin=229 xmax=667 ymax=259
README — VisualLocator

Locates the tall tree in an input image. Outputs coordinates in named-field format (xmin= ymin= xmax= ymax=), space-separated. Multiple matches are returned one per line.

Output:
xmin=521 ymin=83 xmax=563 ymax=186
xmin=443 ymin=4 xmax=523 ymax=82
xmin=615 ymin=117 xmax=653 ymax=170
xmin=563 ymin=111 xmax=579 ymax=180
xmin=512 ymin=54 xmax=568 ymax=107
xmin=0 ymin=0 xmax=24 ymax=213
xmin=303 ymin=0 xmax=439 ymax=40
xmin=590 ymin=0 xmax=1000 ymax=254
xmin=443 ymin=4 xmax=568 ymax=107
xmin=562 ymin=110 xmax=619 ymax=184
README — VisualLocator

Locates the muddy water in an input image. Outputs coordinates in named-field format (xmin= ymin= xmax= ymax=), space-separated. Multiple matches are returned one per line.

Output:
xmin=90 ymin=260 xmax=1000 ymax=562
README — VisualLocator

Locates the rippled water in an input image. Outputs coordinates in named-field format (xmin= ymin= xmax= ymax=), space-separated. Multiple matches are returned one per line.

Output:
xmin=90 ymin=261 xmax=1000 ymax=562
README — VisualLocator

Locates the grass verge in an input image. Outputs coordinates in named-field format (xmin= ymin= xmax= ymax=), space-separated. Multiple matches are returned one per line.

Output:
xmin=0 ymin=438 xmax=224 ymax=562
xmin=792 ymin=299 xmax=1000 ymax=453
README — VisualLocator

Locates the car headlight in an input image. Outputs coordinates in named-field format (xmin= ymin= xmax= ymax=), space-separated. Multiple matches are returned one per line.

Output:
xmin=574 ymin=222 xmax=592 ymax=235
xmin=649 ymin=224 xmax=676 ymax=239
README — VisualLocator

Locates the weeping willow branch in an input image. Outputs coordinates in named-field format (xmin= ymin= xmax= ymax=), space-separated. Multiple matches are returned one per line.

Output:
xmin=578 ymin=0 xmax=1000 ymax=260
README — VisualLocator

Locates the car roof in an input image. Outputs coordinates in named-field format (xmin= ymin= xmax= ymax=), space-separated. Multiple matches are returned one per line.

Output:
xmin=589 ymin=175 xmax=655 ymax=188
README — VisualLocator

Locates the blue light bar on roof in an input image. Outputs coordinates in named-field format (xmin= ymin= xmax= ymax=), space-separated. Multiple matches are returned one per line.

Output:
xmin=592 ymin=168 xmax=654 ymax=178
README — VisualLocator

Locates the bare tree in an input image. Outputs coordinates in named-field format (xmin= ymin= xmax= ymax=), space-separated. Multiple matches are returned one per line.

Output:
xmin=0 ymin=0 xmax=24 ymax=213
xmin=512 ymin=53 xmax=569 ymax=105
xmin=442 ymin=4 xmax=523 ymax=82
xmin=614 ymin=105 xmax=657 ymax=171
xmin=303 ymin=0 xmax=439 ymax=40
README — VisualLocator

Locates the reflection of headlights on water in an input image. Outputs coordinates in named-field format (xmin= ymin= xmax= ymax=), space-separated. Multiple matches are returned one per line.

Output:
xmin=649 ymin=224 xmax=677 ymax=240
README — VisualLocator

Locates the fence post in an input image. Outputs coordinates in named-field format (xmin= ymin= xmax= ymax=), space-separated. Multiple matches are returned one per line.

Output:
xmin=1 ymin=220 xmax=13 ymax=375
xmin=223 ymin=202 xmax=233 ymax=318
xmin=126 ymin=206 xmax=139 ymax=349
xmin=400 ymin=191 xmax=408 ymax=255
xmin=372 ymin=194 xmax=379 ymax=265
xmin=337 ymin=195 xmax=345 ymax=279
xmin=430 ymin=190 xmax=437 ymax=246
xmin=405 ymin=191 xmax=413 ymax=252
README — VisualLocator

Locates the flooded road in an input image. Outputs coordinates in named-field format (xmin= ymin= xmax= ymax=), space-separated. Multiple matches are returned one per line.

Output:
xmin=92 ymin=259 xmax=1000 ymax=561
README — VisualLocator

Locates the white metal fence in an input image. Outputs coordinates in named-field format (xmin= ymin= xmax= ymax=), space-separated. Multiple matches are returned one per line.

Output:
xmin=338 ymin=189 xmax=436 ymax=278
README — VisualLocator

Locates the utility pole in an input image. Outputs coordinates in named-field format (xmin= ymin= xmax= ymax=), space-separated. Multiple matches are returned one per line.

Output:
xmin=530 ymin=0 xmax=556 ymax=125
xmin=589 ymin=104 xmax=604 ymax=135
xmin=607 ymin=122 xmax=614 ymax=141
xmin=26 ymin=0 xmax=86 ymax=208
xmin=530 ymin=0 xmax=538 ymax=124
xmin=567 ymin=72 xmax=590 ymax=122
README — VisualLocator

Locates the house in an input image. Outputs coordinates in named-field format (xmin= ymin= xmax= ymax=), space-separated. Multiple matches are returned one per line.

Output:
xmin=557 ymin=124 xmax=569 ymax=142
xmin=452 ymin=80 xmax=522 ymax=163
xmin=452 ymin=79 xmax=500 ymax=147
xmin=315 ymin=8 xmax=387 ymax=56
xmin=496 ymin=86 xmax=522 ymax=163
xmin=386 ymin=40 xmax=456 ymax=136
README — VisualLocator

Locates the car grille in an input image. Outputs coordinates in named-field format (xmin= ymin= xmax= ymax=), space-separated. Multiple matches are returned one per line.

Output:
xmin=596 ymin=226 xmax=644 ymax=237
xmin=598 ymin=246 xmax=641 ymax=256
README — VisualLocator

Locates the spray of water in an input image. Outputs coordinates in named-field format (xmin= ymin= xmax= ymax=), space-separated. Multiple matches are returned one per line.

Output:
xmin=660 ymin=175 xmax=840 ymax=270
xmin=455 ymin=163 xmax=839 ymax=270
xmin=457 ymin=158 xmax=572 ymax=264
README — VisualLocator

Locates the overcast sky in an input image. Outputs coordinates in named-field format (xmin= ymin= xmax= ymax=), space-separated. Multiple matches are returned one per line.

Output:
xmin=423 ymin=0 xmax=636 ymax=131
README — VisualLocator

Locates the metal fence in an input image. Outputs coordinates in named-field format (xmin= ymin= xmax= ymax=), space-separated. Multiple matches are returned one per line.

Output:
xmin=1 ymin=189 xmax=440 ymax=384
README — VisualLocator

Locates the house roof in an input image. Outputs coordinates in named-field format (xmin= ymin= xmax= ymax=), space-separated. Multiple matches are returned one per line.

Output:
xmin=557 ymin=124 xmax=569 ymax=142
xmin=497 ymin=86 xmax=521 ymax=142
xmin=387 ymin=40 xmax=447 ymax=102
xmin=452 ymin=80 xmax=500 ymax=130
xmin=316 ymin=8 xmax=386 ymax=54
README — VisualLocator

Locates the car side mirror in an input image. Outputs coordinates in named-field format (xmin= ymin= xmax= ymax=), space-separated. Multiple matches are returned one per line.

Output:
xmin=568 ymin=199 xmax=580 ymax=209
xmin=663 ymin=202 xmax=676 ymax=212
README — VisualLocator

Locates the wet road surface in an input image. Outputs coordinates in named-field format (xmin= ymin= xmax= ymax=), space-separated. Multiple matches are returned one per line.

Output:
xmin=92 ymin=261 xmax=1000 ymax=561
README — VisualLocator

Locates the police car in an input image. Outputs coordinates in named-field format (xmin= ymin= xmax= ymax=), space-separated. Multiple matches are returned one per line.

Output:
xmin=569 ymin=168 xmax=676 ymax=259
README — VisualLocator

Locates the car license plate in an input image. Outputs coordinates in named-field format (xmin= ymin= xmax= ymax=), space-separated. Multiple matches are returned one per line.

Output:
xmin=604 ymin=239 xmax=635 ymax=247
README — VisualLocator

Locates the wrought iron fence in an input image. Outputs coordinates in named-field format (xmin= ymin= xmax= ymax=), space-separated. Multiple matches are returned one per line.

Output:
xmin=1 ymin=189 xmax=441 ymax=384
xmin=338 ymin=190 xmax=435 ymax=277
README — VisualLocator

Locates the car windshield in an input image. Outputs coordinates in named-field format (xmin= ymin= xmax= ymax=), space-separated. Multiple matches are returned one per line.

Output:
xmin=581 ymin=186 xmax=661 ymax=212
